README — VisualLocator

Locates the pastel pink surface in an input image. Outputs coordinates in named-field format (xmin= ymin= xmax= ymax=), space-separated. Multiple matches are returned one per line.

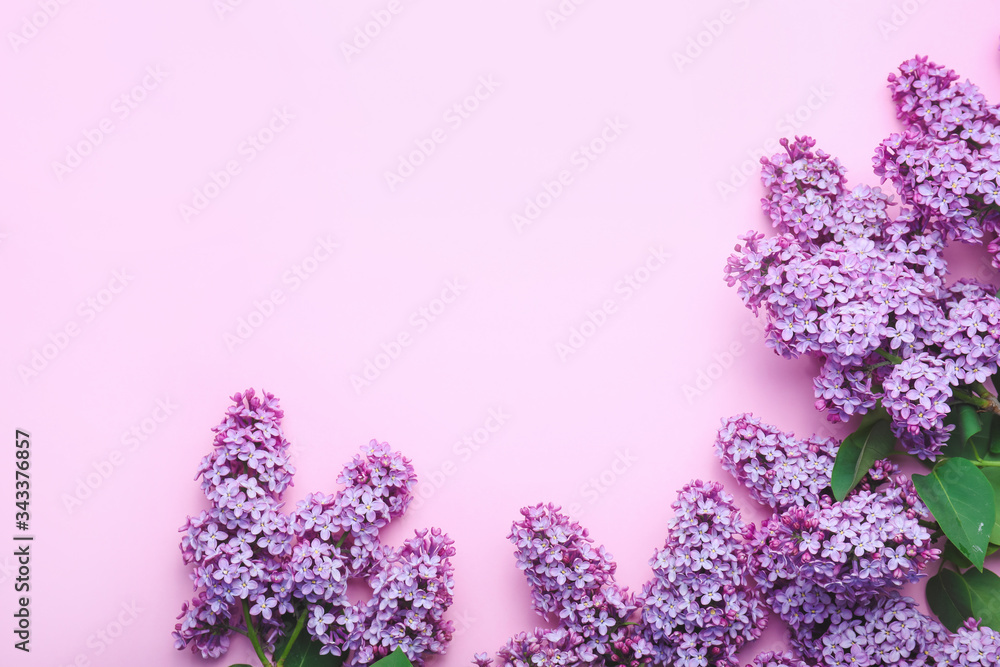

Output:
xmin=2 ymin=1 xmax=1000 ymax=665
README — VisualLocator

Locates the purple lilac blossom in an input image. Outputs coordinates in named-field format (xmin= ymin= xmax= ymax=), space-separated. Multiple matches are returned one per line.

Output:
xmin=174 ymin=389 xmax=453 ymax=664
xmin=875 ymin=55 xmax=1000 ymax=267
xmin=639 ymin=480 xmax=766 ymax=667
xmin=744 ymin=651 xmax=809 ymax=667
xmin=719 ymin=416 xmax=938 ymax=599
xmin=811 ymin=592 xmax=948 ymax=666
xmin=935 ymin=618 xmax=1000 ymax=665
xmin=726 ymin=105 xmax=1000 ymax=458
xmin=716 ymin=413 xmax=838 ymax=511
xmin=475 ymin=503 xmax=651 ymax=666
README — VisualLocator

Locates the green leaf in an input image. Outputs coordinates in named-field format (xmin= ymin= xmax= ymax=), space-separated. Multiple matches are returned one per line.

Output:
xmin=989 ymin=413 xmax=1000 ymax=456
xmin=964 ymin=567 xmax=1000 ymax=631
xmin=913 ymin=458 xmax=995 ymax=571
xmin=276 ymin=635 xmax=341 ymax=667
xmin=942 ymin=541 xmax=975 ymax=570
xmin=831 ymin=415 xmax=895 ymax=501
xmin=372 ymin=649 xmax=413 ymax=667
xmin=983 ymin=468 xmax=1000 ymax=546
xmin=927 ymin=568 xmax=974 ymax=632
xmin=941 ymin=541 xmax=1000 ymax=570
xmin=228 ymin=665 xmax=253 ymax=667
xmin=943 ymin=404 xmax=985 ymax=460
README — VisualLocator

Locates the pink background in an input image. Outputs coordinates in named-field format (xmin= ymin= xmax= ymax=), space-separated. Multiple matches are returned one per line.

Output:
xmin=3 ymin=1 xmax=1000 ymax=665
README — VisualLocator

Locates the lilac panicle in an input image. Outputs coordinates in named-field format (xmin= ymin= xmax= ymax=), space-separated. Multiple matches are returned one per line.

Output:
xmin=477 ymin=504 xmax=651 ymax=666
xmin=935 ymin=618 xmax=1000 ymax=665
xmin=811 ymin=592 xmax=948 ymax=666
xmin=726 ymin=81 xmax=1000 ymax=458
xmin=639 ymin=480 xmax=765 ymax=667
xmin=174 ymin=390 xmax=453 ymax=665
xmin=716 ymin=413 xmax=838 ymax=511
xmin=744 ymin=651 xmax=809 ymax=667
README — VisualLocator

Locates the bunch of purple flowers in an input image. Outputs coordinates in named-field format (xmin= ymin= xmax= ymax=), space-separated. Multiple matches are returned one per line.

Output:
xmin=475 ymin=486 xmax=786 ymax=667
xmin=714 ymin=413 xmax=1000 ymax=666
xmin=875 ymin=56 xmax=1000 ymax=267
xmin=174 ymin=389 xmax=455 ymax=666
xmin=724 ymin=53 xmax=1000 ymax=458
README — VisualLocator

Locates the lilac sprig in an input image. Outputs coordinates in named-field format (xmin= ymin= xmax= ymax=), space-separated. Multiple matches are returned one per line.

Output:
xmin=510 ymin=503 xmax=642 ymax=663
xmin=479 ymin=491 xmax=767 ymax=667
xmin=875 ymin=55 xmax=1000 ymax=265
xmin=716 ymin=413 xmax=838 ymax=511
xmin=639 ymin=480 xmax=765 ymax=667
xmin=937 ymin=618 xmax=1000 ymax=665
xmin=744 ymin=651 xmax=809 ymax=667
xmin=174 ymin=389 xmax=453 ymax=667
xmin=725 ymin=122 xmax=1000 ymax=458
xmin=812 ymin=592 xmax=948 ymax=666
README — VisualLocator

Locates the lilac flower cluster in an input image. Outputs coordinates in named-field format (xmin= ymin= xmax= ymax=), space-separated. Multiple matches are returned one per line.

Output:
xmin=725 ymin=102 xmax=1000 ymax=457
xmin=717 ymin=413 xmax=957 ymax=666
xmin=174 ymin=389 xmax=455 ymax=666
xmin=476 ymin=494 xmax=779 ymax=667
xmin=640 ymin=480 xmax=765 ymax=667
xmin=481 ymin=503 xmax=649 ymax=666
xmin=939 ymin=619 xmax=1000 ymax=665
xmin=716 ymin=412 xmax=838 ymax=509
xmin=875 ymin=55 xmax=1000 ymax=266
xmin=176 ymin=389 xmax=296 ymax=658
xmin=744 ymin=652 xmax=808 ymax=667
xmin=719 ymin=415 xmax=938 ymax=592
xmin=812 ymin=592 xmax=948 ymax=666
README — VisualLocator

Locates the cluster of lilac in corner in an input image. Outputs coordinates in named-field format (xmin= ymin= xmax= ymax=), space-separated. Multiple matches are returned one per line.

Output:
xmin=474 ymin=493 xmax=794 ymax=667
xmin=724 ymin=58 xmax=1000 ymax=459
xmin=876 ymin=56 xmax=1000 ymax=268
xmin=714 ymin=413 xmax=1000 ymax=666
xmin=174 ymin=389 xmax=455 ymax=665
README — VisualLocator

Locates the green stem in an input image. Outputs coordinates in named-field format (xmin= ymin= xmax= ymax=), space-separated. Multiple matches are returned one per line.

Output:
xmin=275 ymin=609 xmax=309 ymax=667
xmin=972 ymin=459 xmax=1000 ymax=468
xmin=865 ymin=361 xmax=895 ymax=371
xmin=970 ymin=381 xmax=1000 ymax=415
xmin=242 ymin=599 xmax=273 ymax=667
xmin=953 ymin=388 xmax=992 ymax=411
xmin=875 ymin=348 xmax=903 ymax=365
